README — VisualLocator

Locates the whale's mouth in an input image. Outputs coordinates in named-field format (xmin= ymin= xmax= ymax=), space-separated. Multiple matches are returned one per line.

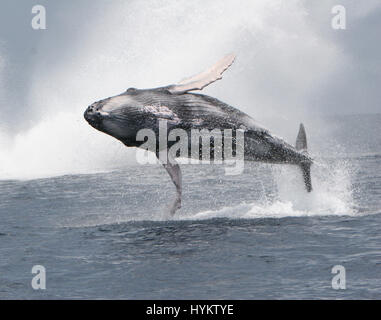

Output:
xmin=84 ymin=106 xmax=128 ymax=141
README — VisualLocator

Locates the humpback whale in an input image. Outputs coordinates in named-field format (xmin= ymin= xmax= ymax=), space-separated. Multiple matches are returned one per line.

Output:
xmin=84 ymin=54 xmax=312 ymax=215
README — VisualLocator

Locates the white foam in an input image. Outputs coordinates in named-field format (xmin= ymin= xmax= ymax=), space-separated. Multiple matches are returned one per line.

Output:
xmin=185 ymin=159 xmax=356 ymax=220
xmin=0 ymin=112 xmax=135 ymax=180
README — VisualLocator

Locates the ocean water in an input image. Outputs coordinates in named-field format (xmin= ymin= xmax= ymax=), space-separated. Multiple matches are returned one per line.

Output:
xmin=0 ymin=114 xmax=380 ymax=299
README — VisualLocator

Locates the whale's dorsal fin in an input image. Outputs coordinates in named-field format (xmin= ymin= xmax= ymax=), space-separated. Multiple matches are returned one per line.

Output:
xmin=166 ymin=54 xmax=236 ymax=94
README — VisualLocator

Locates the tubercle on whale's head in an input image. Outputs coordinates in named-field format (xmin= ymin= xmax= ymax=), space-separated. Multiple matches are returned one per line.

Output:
xmin=84 ymin=94 xmax=140 ymax=143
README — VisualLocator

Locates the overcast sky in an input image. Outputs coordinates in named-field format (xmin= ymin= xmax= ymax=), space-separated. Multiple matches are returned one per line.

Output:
xmin=0 ymin=0 xmax=380 ymax=130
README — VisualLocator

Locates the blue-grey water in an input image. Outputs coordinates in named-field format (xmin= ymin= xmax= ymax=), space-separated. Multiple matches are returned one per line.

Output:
xmin=0 ymin=114 xmax=380 ymax=299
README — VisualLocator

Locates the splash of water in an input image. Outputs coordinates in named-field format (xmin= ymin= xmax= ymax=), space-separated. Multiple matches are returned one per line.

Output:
xmin=187 ymin=159 xmax=356 ymax=220
xmin=61 ymin=158 xmax=357 ymax=229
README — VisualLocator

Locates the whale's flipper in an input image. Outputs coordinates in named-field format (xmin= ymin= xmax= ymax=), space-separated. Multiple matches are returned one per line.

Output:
xmin=296 ymin=123 xmax=312 ymax=192
xmin=296 ymin=123 xmax=307 ymax=152
xmin=167 ymin=54 xmax=236 ymax=94
xmin=161 ymin=158 xmax=182 ymax=215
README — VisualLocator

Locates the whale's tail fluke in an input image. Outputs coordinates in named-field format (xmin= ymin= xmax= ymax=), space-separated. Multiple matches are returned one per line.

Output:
xmin=296 ymin=123 xmax=312 ymax=192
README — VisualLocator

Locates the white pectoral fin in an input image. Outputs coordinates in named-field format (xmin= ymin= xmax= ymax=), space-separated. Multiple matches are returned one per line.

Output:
xmin=167 ymin=53 xmax=236 ymax=94
xmin=161 ymin=158 xmax=182 ymax=215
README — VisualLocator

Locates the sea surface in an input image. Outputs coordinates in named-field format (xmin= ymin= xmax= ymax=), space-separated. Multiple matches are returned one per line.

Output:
xmin=0 ymin=114 xmax=380 ymax=299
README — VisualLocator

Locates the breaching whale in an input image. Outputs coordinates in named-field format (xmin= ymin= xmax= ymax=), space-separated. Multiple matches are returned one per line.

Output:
xmin=84 ymin=54 xmax=312 ymax=215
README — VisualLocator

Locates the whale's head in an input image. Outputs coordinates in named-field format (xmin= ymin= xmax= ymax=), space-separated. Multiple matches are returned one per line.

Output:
xmin=84 ymin=93 xmax=142 ymax=146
